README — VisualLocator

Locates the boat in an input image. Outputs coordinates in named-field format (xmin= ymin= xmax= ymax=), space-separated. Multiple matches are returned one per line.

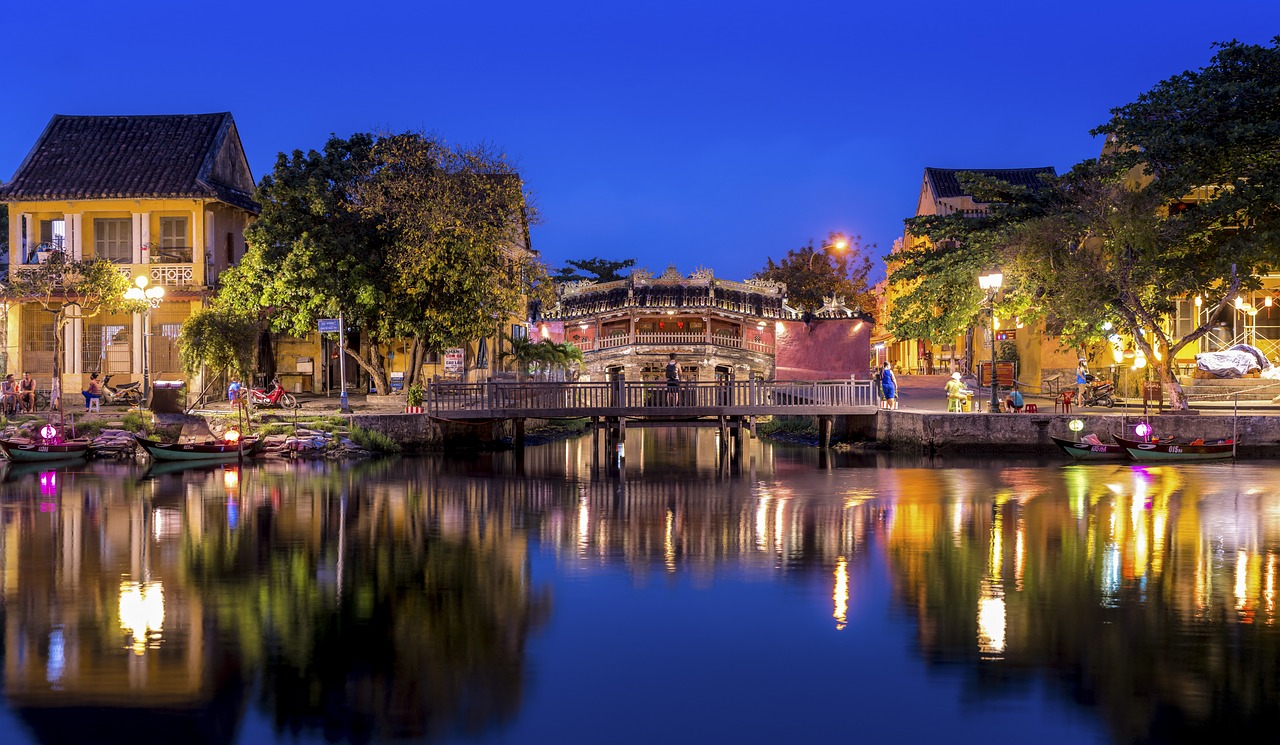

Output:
xmin=1113 ymin=435 xmax=1236 ymax=462
xmin=0 ymin=438 xmax=90 ymax=462
xmin=135 ymin=436 xmax=262 ymax=462
xmin=1050 ymin=435 xmax=1128 ymax=461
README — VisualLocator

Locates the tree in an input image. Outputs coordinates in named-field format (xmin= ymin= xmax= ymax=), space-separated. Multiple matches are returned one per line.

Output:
xmin=753 ymin=233 xmax=875 ymax=313
xmin=4 ymin=256 xmax=137 ymax=409
xmin=893 ymin=40 xmax=1280 ymax=409
xmin=552 ymin=257 xmax=636 ymax=283
xmin=225 ymin=132 xmax=549 ymax=394
xmin=178 ymin=306 xmax=261 ymax=383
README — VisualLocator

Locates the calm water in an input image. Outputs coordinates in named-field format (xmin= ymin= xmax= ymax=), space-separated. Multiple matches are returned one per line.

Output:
xmin=0 ymin=431 xmax=1277 ymax=745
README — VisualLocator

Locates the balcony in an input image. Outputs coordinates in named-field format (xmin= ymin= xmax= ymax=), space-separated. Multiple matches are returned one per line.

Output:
xmin=573 ymin=331 xmax=774 ymax=355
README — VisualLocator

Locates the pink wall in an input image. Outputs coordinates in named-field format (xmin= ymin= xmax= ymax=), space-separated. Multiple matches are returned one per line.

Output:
xmin=773 ymin=318 xmax=873 ymax=380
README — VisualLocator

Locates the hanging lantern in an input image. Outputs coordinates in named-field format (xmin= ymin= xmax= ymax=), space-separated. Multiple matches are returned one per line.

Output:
xmin=1068 ymin=419 xmax=1084 ymax=433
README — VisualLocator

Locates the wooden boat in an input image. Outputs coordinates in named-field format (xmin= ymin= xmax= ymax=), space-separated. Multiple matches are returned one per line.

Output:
xmin=135 ymin=436 xmax=262 ymax=462
xmin=1050 ymin=435 xmax=1127 ymax=461
xmin=0 ymin=438 xmax=90 ymax=462
xmin=1113 ymin=435 xmax=1236 ymax=462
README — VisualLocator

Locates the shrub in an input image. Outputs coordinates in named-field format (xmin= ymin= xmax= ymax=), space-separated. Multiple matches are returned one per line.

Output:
xmin=348 ymin=424 xmax=401 ymax=454
xmin=121 ymin=411 xmax=155 ymax=435
xmin=406 ymin=384 xmax=424 ymax=407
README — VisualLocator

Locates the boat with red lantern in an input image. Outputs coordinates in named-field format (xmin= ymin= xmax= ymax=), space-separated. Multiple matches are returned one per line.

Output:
xmin=0 ymin=424 xmax=90 ymax=462
xmin=135 ymin=430 xmax=262 ymax=462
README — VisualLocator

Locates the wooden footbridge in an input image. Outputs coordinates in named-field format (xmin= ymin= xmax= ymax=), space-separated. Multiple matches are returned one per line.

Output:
xmin=425 ymin=378 xmax=877 ymax=447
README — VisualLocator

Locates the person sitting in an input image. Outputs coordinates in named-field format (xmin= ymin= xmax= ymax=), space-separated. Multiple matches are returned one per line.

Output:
xmin=1 ymin=374 xmax=16 ymax=415
xmin=18 ymin=372 xmax=36 ymax=413
xmin=83 ymin=372 xmax=103 ymax=411
xmin=1003 ymin=382 xmax=1025 ymax=413
xmin=945 ymin=372 xmax=969 ymax=412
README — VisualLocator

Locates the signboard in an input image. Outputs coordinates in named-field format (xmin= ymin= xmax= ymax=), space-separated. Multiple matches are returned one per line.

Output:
xmin=318 ymin=318 xmax=341 ymax=333
xmin=444 ymin=348 xmax=465 ymax=374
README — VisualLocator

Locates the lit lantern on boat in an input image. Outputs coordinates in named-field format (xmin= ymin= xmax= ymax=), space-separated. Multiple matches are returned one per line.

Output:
xmin=1068 ymin=419 xmax=1084 ymax=433
xmin=1135 ymin=422 xmax=1152 ymax=439
xmin=40 ymin=424 xmax=57 ymax=441
xmin=223 ymin=429 xmax=241 ymax=443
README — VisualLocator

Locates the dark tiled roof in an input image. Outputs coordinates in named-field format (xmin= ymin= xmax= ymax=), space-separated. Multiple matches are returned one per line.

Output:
xmin=0 ymin=113 xmax=258 ymax=212
xmin=924 ymin=167 xmax=1056 ymax=200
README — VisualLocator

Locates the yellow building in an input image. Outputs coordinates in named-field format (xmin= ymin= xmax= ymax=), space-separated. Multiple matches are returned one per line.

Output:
xmin=885 ymin=167 xmax=1080 ymax=390
xmin=0 ymin=113 xmax=258 ymax=399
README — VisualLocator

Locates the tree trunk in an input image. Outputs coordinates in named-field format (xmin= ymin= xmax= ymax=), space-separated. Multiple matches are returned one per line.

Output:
xmin=404 ymin=336 xmax=424 ymax=388
xmin=52 ymin=317 xmax=65 ymax=413
xmin=341 ymin=335 xmax=389 ymax=395
xmin=1134 ymin=334 xmax=1188 ymax=410
xmin=963 ymin=327 xmax=975 ymax=374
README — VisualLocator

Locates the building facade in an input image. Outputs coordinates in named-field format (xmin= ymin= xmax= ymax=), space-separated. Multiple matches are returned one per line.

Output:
xmin=535 ymin=266 xmax=872 ymax=382
xmin=0 ymin=113 xmax=258 ymax=396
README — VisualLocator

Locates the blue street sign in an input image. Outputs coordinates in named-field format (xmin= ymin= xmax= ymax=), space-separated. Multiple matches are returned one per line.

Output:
xmin=318 ymin=319 xmax=341 ymax=333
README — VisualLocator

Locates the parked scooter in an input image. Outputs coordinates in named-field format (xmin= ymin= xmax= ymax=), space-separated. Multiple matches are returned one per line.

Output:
xmin=1080 ymin=373 xmax=1116 ymax=408
xmin=247 ymin=378 xmax=299 ymax=409
xmin=101 ymin=374 xmax=143 ymax=406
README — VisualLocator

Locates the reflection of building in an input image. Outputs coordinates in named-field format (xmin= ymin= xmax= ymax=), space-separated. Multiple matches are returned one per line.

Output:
xmin=537 ymin=266 xmax=872 ymax=382
xmin=0 ymin=113 xmax=258 ymax=392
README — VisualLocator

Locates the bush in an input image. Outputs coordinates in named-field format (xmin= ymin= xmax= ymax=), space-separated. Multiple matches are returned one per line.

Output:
xmin=348 ymin=424 xmax=401 ymax=454
xmin=121 ymin=411 xmax=155 ymax=435
xmin=757 ymin=417 xmax=817 ymax=437
xmin=71 ymin=419 xmax=110 ymax=439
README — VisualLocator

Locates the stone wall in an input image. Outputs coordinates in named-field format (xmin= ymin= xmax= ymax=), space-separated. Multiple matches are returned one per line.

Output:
xmin=877 ymin=410 xmax=1280 ymax=456
xmin=351 ymin=413 xmax=511 ymax=452
xmin=774 ymin=318 xmax=872 ymax=380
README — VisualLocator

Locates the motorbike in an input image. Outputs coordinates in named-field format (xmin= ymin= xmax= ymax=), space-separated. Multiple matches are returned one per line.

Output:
xmin=247 ymin=379 xmax=299 ymax=409
xmin=101 ymin=374 xmax=143 ymax=406
xmin=1079 ymin=373 xmax=1116 ymax=408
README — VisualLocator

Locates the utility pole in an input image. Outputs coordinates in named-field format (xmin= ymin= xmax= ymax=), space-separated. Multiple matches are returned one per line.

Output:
xmin=338 ymin=310 xmax=350 ymax=414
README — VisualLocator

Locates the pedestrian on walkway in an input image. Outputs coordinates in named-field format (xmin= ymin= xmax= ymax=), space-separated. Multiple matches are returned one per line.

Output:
xmin=1076 ymin=359 xmax=1089 ymax=405
xmin=880 ymin=362 xmax=898 ymax=409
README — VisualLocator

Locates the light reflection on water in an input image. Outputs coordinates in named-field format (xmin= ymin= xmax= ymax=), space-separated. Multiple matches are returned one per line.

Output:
xmin=0 ymin=431 xmax=1277 ymax=743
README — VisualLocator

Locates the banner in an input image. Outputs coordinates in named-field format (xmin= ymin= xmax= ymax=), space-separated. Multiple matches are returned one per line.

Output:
xmin=444 ymin=348 xmax=465 ymax=374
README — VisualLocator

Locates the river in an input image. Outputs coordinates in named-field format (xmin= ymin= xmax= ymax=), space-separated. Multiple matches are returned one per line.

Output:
xmin=0 ymin=429 xmax=1276 ymax=744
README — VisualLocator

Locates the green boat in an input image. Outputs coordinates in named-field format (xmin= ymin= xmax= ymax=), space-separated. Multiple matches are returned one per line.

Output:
xmin=1113 ymin=435 xmax=1236 ymax=462
xmin=0 ymin=438 xmax=90 ymax=462
xmin=135 ymin=436 xmax=263 ymax=462
xmin=1051 ymin=435 xmax=1127 ymax=461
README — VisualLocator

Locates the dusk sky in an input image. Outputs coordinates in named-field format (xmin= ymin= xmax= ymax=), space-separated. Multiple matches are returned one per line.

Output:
xmin=3 ymin=2 xmax=1279 ymax=284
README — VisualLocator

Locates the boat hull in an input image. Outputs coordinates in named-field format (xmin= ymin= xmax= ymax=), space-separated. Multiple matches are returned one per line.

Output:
xmin=136 ymin=436 xmax=261 ymax=462
xmin=1051 ymin=436 xmax=1127 ymax=461
xmin=0 ymin=439 xmax=90 ymax=462
xmin=1113 ymin=436 xmax=1235 ymax=462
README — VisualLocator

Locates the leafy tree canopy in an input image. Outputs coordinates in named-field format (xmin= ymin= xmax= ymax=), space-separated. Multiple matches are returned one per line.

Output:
xmin=891 ymin=38 xmax=1280 ymax=408
xmin=753 ymin=233 xmax=876 ymax=313
xmin=178 ymin=306 xmax=260 ymax=381
xmin=553 ymin=257 xmax=636 ymax=283
xmin=224 ymin=132 xmax=549 ymax=391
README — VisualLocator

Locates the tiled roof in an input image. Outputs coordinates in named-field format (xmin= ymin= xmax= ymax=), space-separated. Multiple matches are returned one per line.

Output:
xmin=0 ymin=113 xmax=258 ymax=212
xmin=924 ymin=167 xmax=1056 ymax=200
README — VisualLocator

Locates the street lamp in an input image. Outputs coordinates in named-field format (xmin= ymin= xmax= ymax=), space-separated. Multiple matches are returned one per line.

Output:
xmin=125 ymin=275 xmax=165 ymax=407
xmin=808 ymin=236 xmax=850 ymax=269
xmin=978 ymin=270 xmax=1003 ymax=413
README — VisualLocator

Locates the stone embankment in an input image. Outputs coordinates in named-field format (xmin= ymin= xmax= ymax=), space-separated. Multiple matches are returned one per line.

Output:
xmin=877 ymin=411 xmax=1280 ymax=457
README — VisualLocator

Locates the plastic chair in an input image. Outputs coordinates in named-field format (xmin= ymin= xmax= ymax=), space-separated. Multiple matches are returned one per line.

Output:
xmin=87 ymin=396 xmax=101 ymax=413
xmin=1024 ymin=403 xmax=1038 ymax=413
xmin=1055 ymin=390 xmax=1074 ymax=413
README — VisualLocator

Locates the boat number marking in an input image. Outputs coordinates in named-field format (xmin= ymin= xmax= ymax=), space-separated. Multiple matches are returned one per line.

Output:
xmin=1091 ymin=446 xmax=1108 ymax=452
xmin=1168 ymin=446 xmax=1182 ymax=453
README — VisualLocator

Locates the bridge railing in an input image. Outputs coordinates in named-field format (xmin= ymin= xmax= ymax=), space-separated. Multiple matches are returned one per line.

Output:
xmin=426 ymin=379 xmax=875 ymax=413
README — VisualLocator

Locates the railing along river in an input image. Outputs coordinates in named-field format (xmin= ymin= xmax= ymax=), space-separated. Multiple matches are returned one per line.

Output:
xmin=426 ymin=379 xmax=876 ymax=416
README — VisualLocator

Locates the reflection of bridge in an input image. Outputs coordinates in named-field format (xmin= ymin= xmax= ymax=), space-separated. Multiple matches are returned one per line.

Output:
xmin=426 ymin=379 xmax=878 ymax=446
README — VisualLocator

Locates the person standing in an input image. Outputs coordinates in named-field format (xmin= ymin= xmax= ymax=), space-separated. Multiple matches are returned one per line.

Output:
xmin=665 ymin=354 xmax=680 ymax=405
xmin=18 ymin=372 xmax=36 ymax=413
xmin=880 ymin=362 xmax=898 ymax=409
xmin=1075 ymin=358 xmax=1089 ymax=406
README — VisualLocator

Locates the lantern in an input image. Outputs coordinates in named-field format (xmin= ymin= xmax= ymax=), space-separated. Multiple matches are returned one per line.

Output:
xmin=1135 ymin=422 xmax=1152 ymax=439
xmin=223 ymin=429 xmax=241 ymax=444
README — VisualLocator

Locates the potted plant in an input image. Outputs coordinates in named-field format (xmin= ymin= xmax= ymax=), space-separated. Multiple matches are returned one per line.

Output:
xmin=405 ymin=383 xmax=424 ymax=413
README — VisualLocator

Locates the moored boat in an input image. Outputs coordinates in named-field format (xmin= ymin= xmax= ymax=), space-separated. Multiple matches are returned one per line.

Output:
xmin=0 ymin=438 xmax=91 ymax=462
xmin=1113 ymin=435 xmax=1236 ymax=462
xmin=135 ymin=436 xmax=262 ymax=462
xmin=1051 ymin=435 xmax=1127 ymax=461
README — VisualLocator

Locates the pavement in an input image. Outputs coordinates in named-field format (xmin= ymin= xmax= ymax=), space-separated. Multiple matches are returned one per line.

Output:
xmin=882 ymin=374 xmax=1280 ymax=416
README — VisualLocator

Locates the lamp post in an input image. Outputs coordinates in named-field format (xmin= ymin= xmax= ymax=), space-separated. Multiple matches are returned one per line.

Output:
xmin=808 ymin=237 xmax=850 ymax=270
xmin=978 ymin=270 xmax=1003 ymax=413
xmin=125 ymin=276 xmax=165 ymax=408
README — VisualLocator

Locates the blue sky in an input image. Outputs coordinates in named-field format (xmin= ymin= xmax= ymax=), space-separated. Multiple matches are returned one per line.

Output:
xmin=3 ymin=2 xmax=1279 ymax=283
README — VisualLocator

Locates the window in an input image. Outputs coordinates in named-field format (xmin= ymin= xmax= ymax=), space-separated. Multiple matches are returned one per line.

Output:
xmin=39 ymin=219 xmax=65 ymax=249
xmin=155 ymin=217 xmax=192 ymax=262
xmin=83 ymin=324 xmax=131 ymax=374
xmin=94 ymin=219 xmax=133 ymax=263
xmin=511 ymin=324 xmax=527 ymax=341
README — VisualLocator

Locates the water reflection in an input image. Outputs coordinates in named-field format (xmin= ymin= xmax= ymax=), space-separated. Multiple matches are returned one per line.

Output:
xmin=0 ymin=434 xmax=1278 ymax=743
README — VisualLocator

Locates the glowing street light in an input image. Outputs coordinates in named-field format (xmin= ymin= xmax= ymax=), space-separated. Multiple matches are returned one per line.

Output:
xmin=808 ymin=235 xmax=851 ymax=269
xmin=125 ymin=275 xmax=165 ymax=408
xmin=978 ymin=270 xmax=1004 ymax=413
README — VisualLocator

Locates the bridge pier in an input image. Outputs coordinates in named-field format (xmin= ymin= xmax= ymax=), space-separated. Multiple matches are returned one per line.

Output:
xmin=513 ymin=418 xmax=526 ymax=449
xmin=818 ymin=416 xmax=832 ymax=449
